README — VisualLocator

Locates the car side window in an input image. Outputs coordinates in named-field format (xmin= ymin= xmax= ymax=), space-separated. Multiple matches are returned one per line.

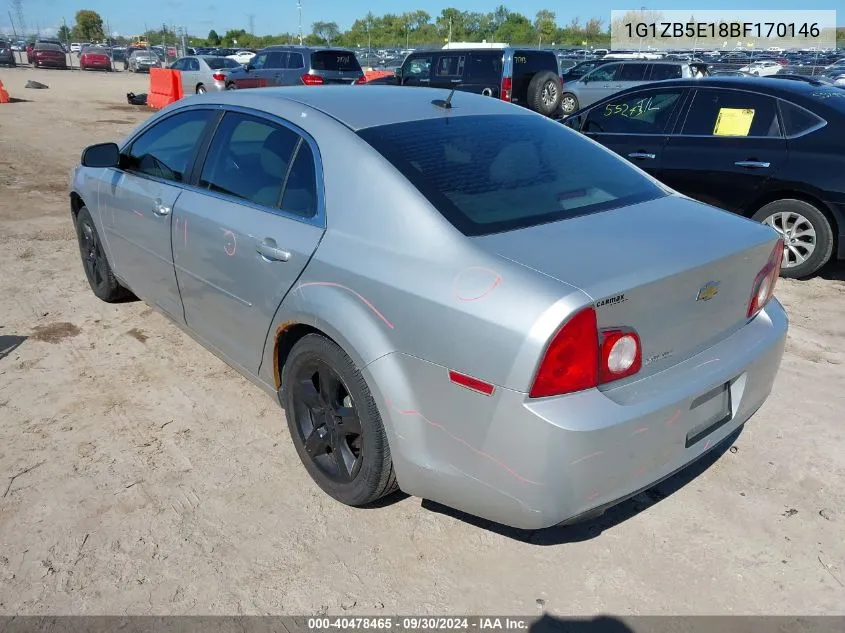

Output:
xmin=649 ymin=64 xmax=683 ymax=80
xmin=266 ymin=51 xmax=287 ymax=69
xmin=171 ymin=58 xmax=185 ymax=70
xmin=280 ymin=142 xmax=318 ymax=218
xmin=287 ymin=52 xmax=304 ymax=69
xmin=187 ymin=58 xmax=199 ymax=71
xmin=401 ymin=55 xmax=432 ymax=79
xmin=616 ymin=64 xmax=649 ymax=81
xmin=583 ymin=90 xmax=684 ymax=134
xmin=125 ymin=109 xmax=215 ymax=182
xmin=251 ymin=52 xmax=268 ymax=69
xmin=465 ymin=53 xmax=501 ymax=83
xmin=778 ymin=99 xmax=824 ymax=137
xmin=681 ymin=89 xmax=781 ymax=137
xmin=199 ymin=112 xmax=300 ymax=208
xmin=435 ymin=55 xmax=465 ymax=77
xmin=513 ymin=51 xmax=558 ymax=75
xmin=585 ymin=63 xmax=619 ymax=82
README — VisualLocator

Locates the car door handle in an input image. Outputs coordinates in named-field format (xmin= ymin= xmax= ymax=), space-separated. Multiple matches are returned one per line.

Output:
xmin=450 ymin=78 xmax=462 ymax=83
xmin=152 ymin=199 xmax=171 ymax=216
xmin=734 ymin=160 xmax=771 ymax=169
xmin=628 ymin=152 xmax=656 ymax=160
xmin=256 ymin=239 xmax=291 ymax=262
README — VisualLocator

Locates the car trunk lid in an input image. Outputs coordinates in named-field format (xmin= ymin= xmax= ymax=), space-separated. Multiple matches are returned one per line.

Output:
xmin=472 ymin=195 xmax=780 ymax=380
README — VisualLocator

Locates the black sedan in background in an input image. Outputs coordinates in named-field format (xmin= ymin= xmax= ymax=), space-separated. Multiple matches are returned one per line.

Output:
xmin=564 ymin=77 xmax=845 ymax=278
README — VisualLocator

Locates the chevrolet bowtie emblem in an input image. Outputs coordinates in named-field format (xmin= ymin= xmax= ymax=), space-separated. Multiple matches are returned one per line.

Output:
xmin=697 ymin=281 xmax=721 ymax=302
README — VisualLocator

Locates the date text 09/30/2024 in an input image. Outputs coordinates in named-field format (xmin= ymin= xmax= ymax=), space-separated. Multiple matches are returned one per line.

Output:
xmin=307 ymin=618 xmax=529 ymax=631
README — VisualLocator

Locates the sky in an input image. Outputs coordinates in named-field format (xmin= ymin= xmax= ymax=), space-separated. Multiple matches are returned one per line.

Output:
xmin=1 ymin=0 xmax=842 ymax=39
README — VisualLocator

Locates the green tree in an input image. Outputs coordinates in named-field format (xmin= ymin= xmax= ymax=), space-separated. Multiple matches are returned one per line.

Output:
xmin=73 ymin=9 xmax=105 ymax=41
xmin=312 ymin=21 xmax=340 ymax=44
xmin=494 ymin=12 xmax=534 ymax=44
xmin=207 ymin=29 xmax=220 ymax=45
xmin=57 ymin=24 xmax=71 ymax=42
xmin=534 ymin=9 xmax=556 ymax=44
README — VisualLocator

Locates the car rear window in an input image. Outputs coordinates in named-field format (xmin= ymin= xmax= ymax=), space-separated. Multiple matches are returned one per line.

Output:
xmin=310 ymin=50 xmax=361 ymax=72
xmin=35 ymin=43 xmax=62 ymax=51
xmin=512 ymin=50 xmax=558 ymax=76
xmin=206 ymin=57 xmax=240 ymax=69
xmin=357 ymin=114 xmax=667 ymax=236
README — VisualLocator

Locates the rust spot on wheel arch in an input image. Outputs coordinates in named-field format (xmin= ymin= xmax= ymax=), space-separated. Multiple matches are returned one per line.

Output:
xmin=272 ymin=320 xmax=298 ymax=389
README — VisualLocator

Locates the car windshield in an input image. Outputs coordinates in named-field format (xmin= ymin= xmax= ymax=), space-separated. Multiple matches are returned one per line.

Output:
xmin=311 ymin=50 xmax=361 ymax=72
xmin=206 ymin=57 xmax=241 ymax=69
xmin=357 ymin=114 xmax=667 ymax=236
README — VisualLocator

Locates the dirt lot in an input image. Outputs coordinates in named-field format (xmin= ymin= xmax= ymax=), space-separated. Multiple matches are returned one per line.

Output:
xmin=1 ymin=66 xmax=844 ymax=616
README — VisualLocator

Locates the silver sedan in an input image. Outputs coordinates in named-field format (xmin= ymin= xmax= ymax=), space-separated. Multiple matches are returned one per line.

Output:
xmin=171 ymin=55 xmax=243 ymax=94
xmin=69 ymin=87 xmax=788 ymax=530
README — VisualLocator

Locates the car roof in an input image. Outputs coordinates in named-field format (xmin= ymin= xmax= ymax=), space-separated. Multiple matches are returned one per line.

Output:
xmin=193 ymin=85 xmax=528 ymax=131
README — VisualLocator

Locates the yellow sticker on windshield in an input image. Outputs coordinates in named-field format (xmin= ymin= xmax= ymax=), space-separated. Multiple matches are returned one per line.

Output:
xmin=713 ymin=108 xmax=755 ymax=136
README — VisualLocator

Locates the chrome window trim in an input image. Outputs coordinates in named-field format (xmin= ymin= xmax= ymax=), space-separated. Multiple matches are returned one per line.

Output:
xmin=113 ymin=102 xmax=326 ymax=229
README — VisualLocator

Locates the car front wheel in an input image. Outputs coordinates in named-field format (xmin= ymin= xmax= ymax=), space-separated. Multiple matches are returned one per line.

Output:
xmin=75 ymin=206 xmax=132 ymax=302
xmin=752 ymin=199 xmax=835 ymax=278
xmin=282 ymin=333 xmax=398 ymax=506
xmin=560 ymin=92 xmax=579 ymax=115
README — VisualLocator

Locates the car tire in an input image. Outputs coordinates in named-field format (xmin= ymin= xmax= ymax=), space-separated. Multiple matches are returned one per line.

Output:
xmin=75 ymin=206 xmax=132 ymax=302
xmin=751 ymin=199 xmax=834 ymax=279
xmin=282 ymin=333 xmax=398 ymax=507
xmin=226 ymin=82 xmax=237 ymax=90
xmin=560 ymin=92 xmax=579 ymax=115
xmin=527 ymin=70 xmax=562 ymax=117
xmin=196 ymin=84 xmax=206 ymax=94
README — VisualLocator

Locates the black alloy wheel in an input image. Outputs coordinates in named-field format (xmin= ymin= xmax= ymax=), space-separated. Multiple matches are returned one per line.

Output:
xmin=291 ymin=359 xmax=363 ymax=483
xmin=79 ymin=215 xmax=107 ymax=290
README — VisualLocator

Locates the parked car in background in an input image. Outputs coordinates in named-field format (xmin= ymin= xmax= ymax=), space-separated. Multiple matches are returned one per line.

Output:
xmin=560 ymin=60 xmax=710 ymax=115
xmin=128 ymin=49 xmax=163 ymax=73
xmin=171 ymin=55 xmax=242 ymax=93
xmin=0 ymin=39 xmax=16 ymax=67
xmin=564 ymin=77 xmax=845 ymax=277
xmin=226 ymin=45 xmax=364 ymax=90
xmin=26 ymin=41 xmax=34 ymax=63
xmin=70 ymin=86 xmax=787 ymax=530
xmin=371 ymin=46 xmax=563 ymax=118
xmin=560 ymin=59 xmax=611 ymax=84
xmin=227 ymin=49 xmax=256 ymax=65
xmin=32 ymin=43 xmax=68 ymax=69
xmin=79 ymin=46 xmax=112 ymax=71
xmin=739 ymin=60 xmax=783 ymax=77
xmin=70 ymin=42 xmax=82 ymax=53
xmin=123 ymin=46 xmax=147 ymax=70
xmin=110 ymin=47 xmax=126 ymax=63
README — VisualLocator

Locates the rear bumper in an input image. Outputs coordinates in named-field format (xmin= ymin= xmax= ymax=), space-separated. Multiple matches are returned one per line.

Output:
xmin=365 ymin=299 xmax=788 ymax=530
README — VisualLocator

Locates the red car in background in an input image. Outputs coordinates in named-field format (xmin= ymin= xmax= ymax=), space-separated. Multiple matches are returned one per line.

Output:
xmin=32 ymin=43 xmax=68 ymax=69
xmin=80 ymin=47 xmax=112 ymax=71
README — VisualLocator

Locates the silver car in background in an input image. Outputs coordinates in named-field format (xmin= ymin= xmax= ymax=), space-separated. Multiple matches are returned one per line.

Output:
xmin=68 ymin=87 xmax=787 ymax=530
xmin=127 ymin=49 xmax=162 ymax=73
xmin=171 ymin=55 xmax=243 ymax=94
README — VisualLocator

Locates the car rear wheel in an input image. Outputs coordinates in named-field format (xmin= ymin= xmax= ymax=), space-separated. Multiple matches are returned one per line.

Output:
xmin=282 ymin=333 xmax=398 ymax=506
xmin=560 ymin=92 xmax=579 ymax=115
xmin=752 ymin=199 xmax=834 ymax=278
xmin=527 ymin=71 xmax=562 ymax=117
xmin=196 ymin=84 xmax=206 ymax=94
xmin=75 ymin=206 xmax=132 ymax=302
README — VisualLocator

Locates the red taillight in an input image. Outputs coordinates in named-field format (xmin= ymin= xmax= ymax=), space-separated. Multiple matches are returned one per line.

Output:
xmin=747 ymin=239 xmax=784 ymax=319
xmin=500 ymin=76 xmax=512 ymax=102
xmin=355 ymin=75 xmax=367 ymax=84
xmin=212 ymin=72 xmax=225 ymax=81
xmin=529 ymin=307 xmax=643 ymax=398
xmin=530 ymin=307 xmax=599 ymax=398
xmin=301 ymin=74 xmax=324 ymax=85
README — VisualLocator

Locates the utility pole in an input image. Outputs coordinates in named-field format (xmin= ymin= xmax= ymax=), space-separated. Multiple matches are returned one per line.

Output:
xmin=8 ymin=11 xmax=18 ymax=39
xmin=12 ymin=0 xmax=25 ymax=39
xmin=248 ymin=14 xmax=255 ymax=35
xmin=297 ymin=0 xmax=303 ymax=45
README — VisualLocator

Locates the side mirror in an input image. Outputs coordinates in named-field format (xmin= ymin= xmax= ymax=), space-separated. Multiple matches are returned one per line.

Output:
xmin=245 ymin=63 xmax=253 ymax=72
xmin=81 ymin=142 xmax=120 ymax=168
xmin=582 ymin=75 xmax=590 ymax=84
xmin=563 ymin=115 xmax=582 ymax=130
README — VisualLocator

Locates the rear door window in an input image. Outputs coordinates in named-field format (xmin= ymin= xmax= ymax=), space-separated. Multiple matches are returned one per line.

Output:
xmin=583 ymin=89 xmax=685 ymax=134
xmin=681 ymin=89 xmax=781 ymax=137
xmin=311 ymin=51 xmax=362 ymax=72
xmin=265 ymin=51 xmax=287 ymax=69
xmin=357 ymin=114 xmax=666 ymax=236
xmin=186 ymin=58 xmax=200 ymax=71
xmin=199 ymin=112 xmax=300 ymax=208
xmin=616 ymin=64 xmax=649 ymax=81
xmin=649 ymin=64 xmax=683 ymax=80
xmin=287 ymin=52 xmax=304 ymax=69
xmin=586 ymin=63 xmax=620 ymax=82
xmin=435 ymin=55 xmax=465 ymax=78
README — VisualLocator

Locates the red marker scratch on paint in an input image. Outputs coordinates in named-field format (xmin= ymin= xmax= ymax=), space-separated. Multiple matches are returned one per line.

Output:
xmin=133 ymin=210 xmax=143 ymax=217
xmin=702 ymin=439 xmax=712 ymax=451
xmin=453 ymin=266 xmax=503 ymax=302
xmin=175 ymin=217 xmax=180 ymax=236
xmin=183 ymin=218 xmax=188 ymax=247
xmin=585 ymin=491 xmax=600 ymax=502
xmin=665 ymin=409 xmax=681 ymax=427
xmin=386 ymin=398 xmax=540 ymax=485
xmin=221 ymin=228 xmax=237 ymax=257
xmin=297 ymin=281 xmax=394 ymax=329
xmin=570 ymin=451 xmax=603 ymax=466
xmin=633 ymin=427 xmax=649 ymax=435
